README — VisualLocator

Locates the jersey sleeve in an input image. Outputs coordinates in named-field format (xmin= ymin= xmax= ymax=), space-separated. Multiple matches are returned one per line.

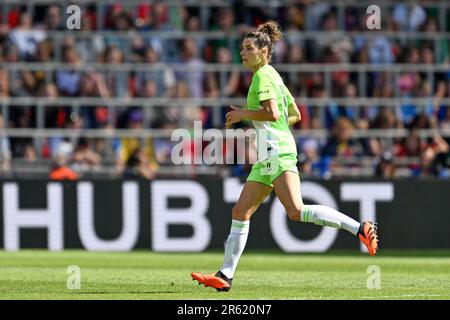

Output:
xmin=284 ymin=84 xmax=295 ymax=106
xmin=254 ymin=71 xmax=277 ymax=102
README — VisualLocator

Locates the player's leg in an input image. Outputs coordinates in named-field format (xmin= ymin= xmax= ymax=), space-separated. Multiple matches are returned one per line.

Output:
xmin=220 ymin=181 xmax=273 ymax=279
xmin=272 ymin=171 xmax=378 ymax=255
xmin=192 ymin=180 xmax=272 ymax=290
xmin=272 ymin=171 xmax=360 ymax=232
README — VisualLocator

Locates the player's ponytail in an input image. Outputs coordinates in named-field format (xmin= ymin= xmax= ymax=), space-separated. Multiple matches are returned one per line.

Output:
xmin=257 ymin=21 xmax=282 ymax=43
xmin=244 ymin=21 xmax=282 ymax=63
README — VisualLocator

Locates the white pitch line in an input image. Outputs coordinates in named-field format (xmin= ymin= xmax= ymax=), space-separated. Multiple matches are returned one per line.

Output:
xmin=357 ymin=294 xmax=448 ymax=299
xmin=249 ymin=294 xmax=449 ymax=300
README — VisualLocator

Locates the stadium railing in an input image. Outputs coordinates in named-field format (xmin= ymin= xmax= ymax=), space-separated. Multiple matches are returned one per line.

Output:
xmin=2 ymin=0 xmax=450 ymax=178
xmin=2 ymin=0 xmax=450 ymax=35
xmin=2 ymin=62 xmax=450 ymax=126
xmin=1 ymin=60 xmax=449 ymax=178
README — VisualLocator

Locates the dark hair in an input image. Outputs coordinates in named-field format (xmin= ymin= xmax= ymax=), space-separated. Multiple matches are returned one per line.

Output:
xmin=244 ymin=21 xmax=282 ymax=62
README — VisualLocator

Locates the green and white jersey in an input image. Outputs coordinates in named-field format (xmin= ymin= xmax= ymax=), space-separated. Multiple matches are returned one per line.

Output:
xmin=246 ymin=64 xmax=297 ymax=163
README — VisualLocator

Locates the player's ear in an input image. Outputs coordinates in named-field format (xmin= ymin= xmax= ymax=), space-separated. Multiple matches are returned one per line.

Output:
xmin=261 ymin=47 xmax=268 ymax=59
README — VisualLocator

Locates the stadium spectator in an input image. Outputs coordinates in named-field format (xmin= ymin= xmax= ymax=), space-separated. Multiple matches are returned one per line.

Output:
xmin=392 ymin=3 xmax=427 ymax=31
xmin=417 ymin=135 xmax=450 ymax=177
xmin=173 ymin=80 xmax=203 ymax=126
xmin=123 ymin=146 xmax=156 ymax=179
xmin=90 ymin=122 xmax=120 ymax=168
xmin=48 ymin=112 xmax=82 ymax=160
xmin=135 ymin=3 xmax=153 ymax=31
xmin=56 ymin=45 xmax=82 ymax=96
xmin=104 ymin=9 xmax=135 ymax=50
xmin=48 ymin=135 xmax=78 ymax=180
xmin=368 ymin=107 xmax=402 ymax=157
xmin=129 ymin=35 xmax=146 ymax=63
xmin=140 ymin=3 xmax=178 ymax=61
xmin=23 ymin=143 xmax=38 ymax=163
xmin=76 ymin=11 xmax=105 ymax=62
xmin=297 ymin=138 xmax=328 ymax=178
xmin=3 ymin=44 xmax=38 ymax=97
xmin=204 ymin=47 xmax=241 ymax=125
xmin=116 ymin=109 xmax=158 ymax=174
xmin=0 ymin=69 xmax=10 ymax=98
xmin=394 ymin=128 xmax=424 ymax=175
xmin=9 ymin=12 xmax=46 ymax=60
xmin=314 ymin=12 xmax=353 ymax=63
xmin=283 ymin=6 xmax=304 ymax=43
xmin=8 ymin=102 xmax=35 ymax=159
xmin=135 ymin=46 xmax=176 ymax=97
xmin=146 ymin=79 xmax=178 ymax=128
xmin=49 ymin=162 xmax=79 ymax=180
xmin=375 ymin=151 xmax=396 ymax=178
xmin=308 ymin=84 xmax=329 ymax=130
xmin=304 ymin=2 xmax=331 ymax=32
xmin=367 ymin=18 xmax=398 ymax=64
xmin=71 ymin=137 xmax=102 ymax=173
xmin=321 ymin=117 xmax=365 ymax=172
xmin=214 ymin=47 xmax=241 ymax=97
xmin=43 ymin=5 xmax=63 ymax=31
xmin=41 ymin=83 xmax=68 ymax=129
xmin=104 ymin=46 xmax=129 ymax=97
xmin=175 ymin=38 xmax=205 ymax=99
xmin=78 ymin=72 xmax=111 ymax=129
xmin=208 ymin=7 xmax=242 ymax=63
xmin=34 ymin=39 xmax=52 ymax=65
xmin=185 ymin=15 xmax=206 ymax=54
xmin=440 ymin=107 xmax=450 ymax=130
xmin=152 ymin=122 xmax=177 ymax=165
xmin=0 ymin=114 xmax=11 ymax=172
xmin=281 ymin=43 xmax=306 ymax=94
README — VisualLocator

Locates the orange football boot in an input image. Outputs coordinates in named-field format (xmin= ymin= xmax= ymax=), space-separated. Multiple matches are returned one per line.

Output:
xmin=191 ymin=271 xmax=232 ymax=292
xmin=358 ymin=221 xmax=379 ymax=256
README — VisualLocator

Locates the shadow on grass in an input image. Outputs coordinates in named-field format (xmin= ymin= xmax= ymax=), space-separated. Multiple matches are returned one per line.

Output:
xmin=0 ymin=290 xmax=182 ymax=295
xmin=70 ymin=291 xmax=180 ymax=295
xmin=233 ymin=249 xmax=450 ymax=257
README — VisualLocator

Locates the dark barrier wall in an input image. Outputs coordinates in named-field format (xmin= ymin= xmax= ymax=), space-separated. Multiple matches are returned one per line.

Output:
xmin=0 ymin=178 xmax=449 ymax=251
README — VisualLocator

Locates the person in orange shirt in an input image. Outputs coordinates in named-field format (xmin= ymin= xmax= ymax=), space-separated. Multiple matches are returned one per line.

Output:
xmin=49 ymin=154 xmax=78 ymax=180
xmin=49 ymin=165 xmax=78 ymax=180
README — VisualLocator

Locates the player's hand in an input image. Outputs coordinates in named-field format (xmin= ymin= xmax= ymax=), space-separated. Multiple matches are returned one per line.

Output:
xmin=225 ymin=105 xmax=243 ymax=128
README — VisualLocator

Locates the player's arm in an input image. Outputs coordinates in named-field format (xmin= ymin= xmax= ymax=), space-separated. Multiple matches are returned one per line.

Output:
xmin=225 ymin=99 xmax=279 ymax=128
xmin=287 ymin=101 xmax=301 ymax=126
xmin=241 ymin=99 xmax=280 ymax=121
xmin=225 ymin=72 xmax=281 ymax=127
xmin=284 ymin=84 xmax=300 ymax=126
xmin=226 ymin=99 xmax=280 ymax=127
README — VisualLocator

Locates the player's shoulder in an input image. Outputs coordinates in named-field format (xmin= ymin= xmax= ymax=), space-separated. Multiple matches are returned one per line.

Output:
xmin=260 ymin=64 xmax=277 ymax=75
xmin=254 ymin=65 xmax=278 ymax=81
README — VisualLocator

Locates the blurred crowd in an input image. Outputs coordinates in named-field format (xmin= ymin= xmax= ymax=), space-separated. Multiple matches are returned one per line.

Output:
xmin=0 ymin=1 xmax=450 ymax=179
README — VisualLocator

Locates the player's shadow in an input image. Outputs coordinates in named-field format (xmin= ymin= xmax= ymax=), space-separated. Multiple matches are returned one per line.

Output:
xmin=71 ymin=291 xmax=180 ymax=294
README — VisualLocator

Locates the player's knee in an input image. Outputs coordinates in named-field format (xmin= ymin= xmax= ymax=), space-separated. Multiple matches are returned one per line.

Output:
xmin=231 ymin=205 xmax=251 ymax=221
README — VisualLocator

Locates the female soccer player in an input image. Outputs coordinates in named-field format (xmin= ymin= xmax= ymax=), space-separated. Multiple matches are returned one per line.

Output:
xmin=192 ymin=21 xmax=378 ymax=292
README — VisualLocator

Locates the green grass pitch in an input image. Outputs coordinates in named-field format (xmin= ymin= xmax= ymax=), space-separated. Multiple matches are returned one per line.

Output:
xmin=0 ymin=250 xmax=449 ymax=300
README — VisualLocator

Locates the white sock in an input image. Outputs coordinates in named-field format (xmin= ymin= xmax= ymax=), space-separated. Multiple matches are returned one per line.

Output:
xmin=219 ymin=219 xmax=250 ymax=279
xmin=300 ymin=205 xmax=360 ymax=235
